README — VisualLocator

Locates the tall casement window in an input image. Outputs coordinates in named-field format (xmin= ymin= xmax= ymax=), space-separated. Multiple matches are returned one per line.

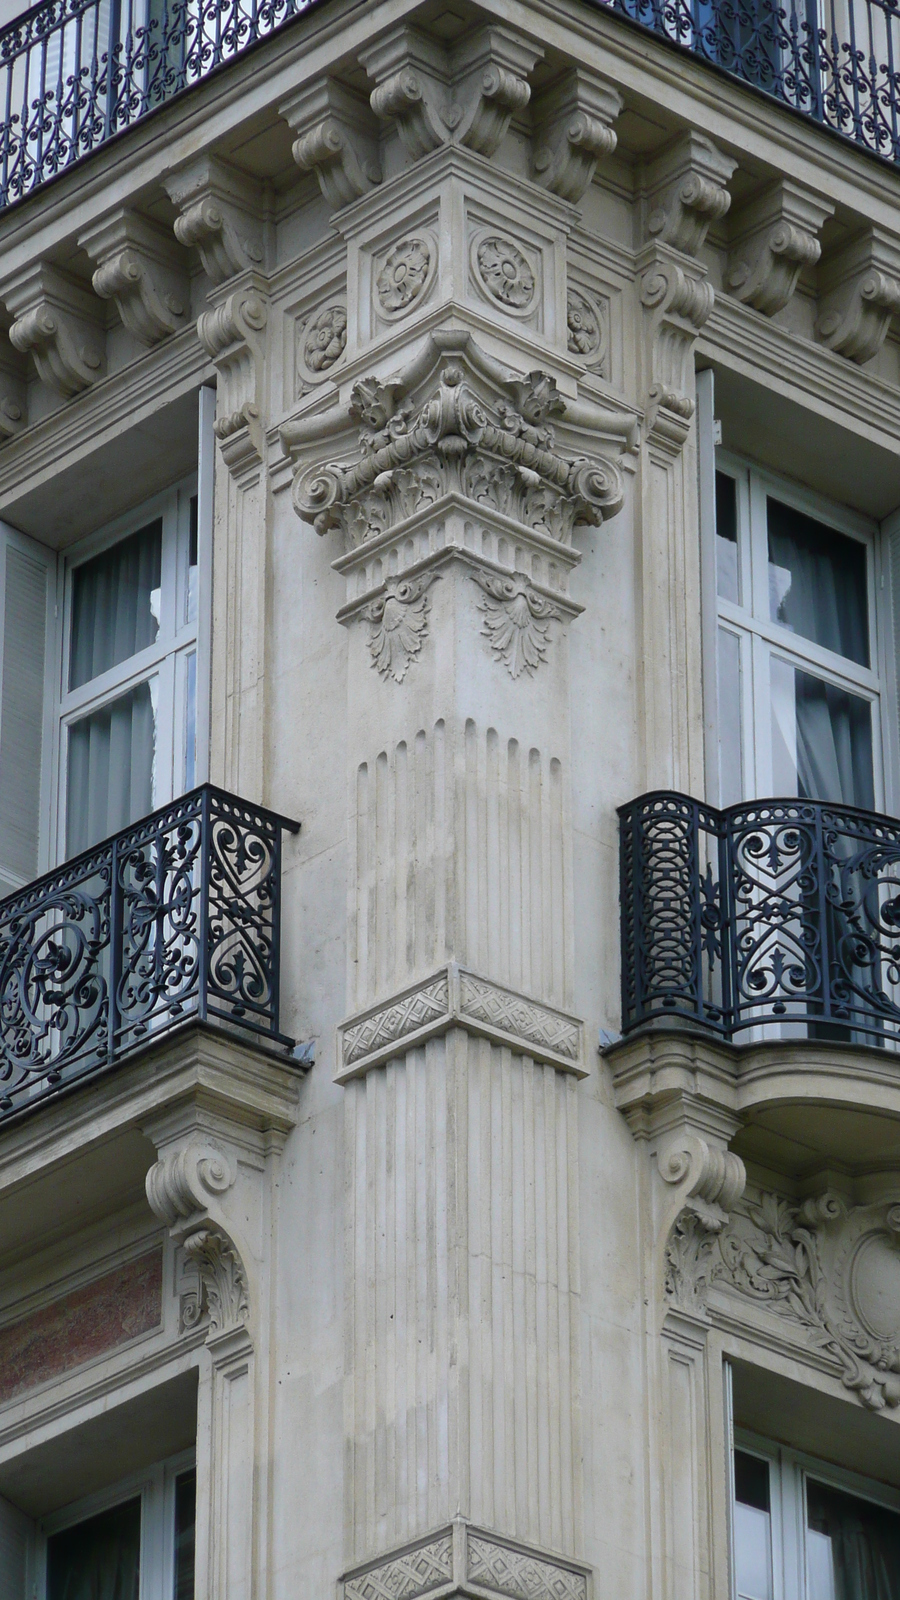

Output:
xmin=57 ymin=481 xmax=199 ymax=860
xmin=732 ymin=1439 xmax=900 ymax=1600
xmin=713 ymin=456 xmax=883 ymax=813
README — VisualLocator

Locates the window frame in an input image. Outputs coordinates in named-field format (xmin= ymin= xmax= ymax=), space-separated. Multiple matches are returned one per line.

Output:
xmin=713 ymin=450 xmax=888 ymax=812
xmin=732 ymin=1427 xmax=900 ymax=1600
xmin=48 ymin=475 xmax=199 ymax=867
xmin=32 ymin=1447 xmax=195 ymax=1600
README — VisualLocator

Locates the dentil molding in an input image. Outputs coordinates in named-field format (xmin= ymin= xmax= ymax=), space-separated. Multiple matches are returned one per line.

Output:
xmin=340 ymin=1522 xmax=590 ymax=1600
xmin=336 ymin=962 xmax=585 ymax=1079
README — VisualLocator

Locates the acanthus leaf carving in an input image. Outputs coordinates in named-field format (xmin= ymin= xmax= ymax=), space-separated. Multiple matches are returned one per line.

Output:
xmin=362 ymin=572 xmax=439 ymax=681
xmin=815 ymin=226 xmax=900 ymax=363
xmin=659 ymin=1131 xmax=746 ymax=1314
xmin=165 ymin=155 xmax=265 ymax=286
xmin=725 ymin=179 xmax=833 ymax=317
xmin=643 ymin=130 xmax=735 ymax=256
xmin=280 ymin=79 xmax=381 ymax=208
xmin=79 ymin=208 xmax=190 ymax=345
xmin=3 ymin=263 xmax=105 ymax=397
xmin=471 ymin=569 xmax=562 ymax=677
xmin=532 ymin=69 xmax=623 ymax=203
xmin=182 ymin=1226 xmax=250 ymax=1335
xmin=145 ymin=1136 xmax=252 ymax=1340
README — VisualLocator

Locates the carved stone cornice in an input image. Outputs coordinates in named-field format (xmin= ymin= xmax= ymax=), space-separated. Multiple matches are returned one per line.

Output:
xmin=165 ymin=155 xmax=265 ymax=286
xmin=815 ymin=226 xmax=900 ymax=363
xmin=280 ymin=78 xmax=381 ymax=209
xmin=79 ymin=207 xmax=190 ymax=345
xmin=360 ymin=22 xmax=542 ymax=163
xmin=642 ymin=130 xmax=735 ymax=256
xmin=638 ymin=243 xmax=714 ymax=446
xmin=725 ymin=179 xmax=833 ymax=316
xmin=336 ymin=963 xmax=586 ymax=1080
xmin=197 ymin=273 xmax=268 ymax=469
xmin=3 ymin=263 xmax=105 ymax=397
xmin=532 ymin=68 xmax=623 ymax=203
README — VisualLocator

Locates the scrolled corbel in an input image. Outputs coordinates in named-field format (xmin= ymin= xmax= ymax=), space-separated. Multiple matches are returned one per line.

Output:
xmin=815 ymin=226 xmax=900 ymax=363
xmin=532 ymin=69 xmax=623 ymax=203
xmin=280 ymin=79 xmax=381 ymax=208
xmin=145 ymin=1135 xmax=237 ymax=1231
xmin=643 ymin=131 xmax=735 ymax=256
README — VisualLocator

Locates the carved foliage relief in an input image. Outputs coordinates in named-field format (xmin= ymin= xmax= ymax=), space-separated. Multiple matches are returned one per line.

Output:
xmin=471 ymin=234 xmax=538 ymax=315
xmin=375 ymin=236 xmax=436 ymax=318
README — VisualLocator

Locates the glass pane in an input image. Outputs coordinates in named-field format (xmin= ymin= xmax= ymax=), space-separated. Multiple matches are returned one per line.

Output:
xmin=186 ymin=497 xmax=198 ymax=626
xmin=807 ymin=1477 xmax=900 ymax=1600
xmin=47 ymin=1495 xmax=141 ymax=1600
xmin=66 ymin=679 xmax=158 ymax=857
xmin=185 ymin=652 xmax=197 ymax=791
xmin=767 ymin=498 xmax=869 ymax=668
xmin=734 ymin=1452 xmax=773 ymax=1600
xmin=716 ymin=471 xmax=740 ymax=603
xmin=718 ymin=628 xmax=744 ymax=807
xmin=70 ymin=520 xmax=163 ymax=690
xmin=769 ymin=660 xmax=874 ymax=809
xmin=174 ymin=1469 xmax=196 ymax=1600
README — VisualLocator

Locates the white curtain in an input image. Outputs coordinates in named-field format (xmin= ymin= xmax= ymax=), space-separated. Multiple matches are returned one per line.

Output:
xmin=808 ymin=1480 xmax=900 ymax=1600
xmin=66 ymin=680 xmax=156 ymax=858
xmin=69 ymin=521 xmax=161 ymax=690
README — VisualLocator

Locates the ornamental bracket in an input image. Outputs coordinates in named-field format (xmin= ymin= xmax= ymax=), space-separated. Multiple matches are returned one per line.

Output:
xmin=532 ymin=68 xmax=623 ymax=203
xmin=165 ymin=155 xmax=266 ymax=286
xmin=815 ymin=226 xmax=900 ymax=363
xmin=642 ymin=130 xmax=735 ymax=256
xmin=79 ymin=207 xmax=190 ymax=345
xmin=3 ymin=262 xmax=105 ymax=397
xmin=280 ymin=78 xmax=382 ymax=209
xmin=725 ymin=178 xmax=833 ymax=316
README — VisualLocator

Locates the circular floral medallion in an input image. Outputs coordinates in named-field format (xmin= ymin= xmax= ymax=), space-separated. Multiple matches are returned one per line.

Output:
xmin=302 ymin=304 xmax=347 ymax=375
xmin=473 ymin=236 xmax=537 ymax=313
xmin=566 ymin=288 xmax=602 ymax=358
xmin=375 ymin=237 xmax=434 ymax=317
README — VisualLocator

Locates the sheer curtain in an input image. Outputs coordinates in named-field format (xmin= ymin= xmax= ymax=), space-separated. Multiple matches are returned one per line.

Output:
xmin=47 ymin=1498 xmax=141 ymax=1600
xmin=70 ymin=520 xmax=161 ymax=689
xmin=808 ymin=1479 xmax=900 ymax=1600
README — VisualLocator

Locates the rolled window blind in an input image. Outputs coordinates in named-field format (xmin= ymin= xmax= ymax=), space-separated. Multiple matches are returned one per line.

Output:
xmin=0 ymin=523 xmax=53 ymax=900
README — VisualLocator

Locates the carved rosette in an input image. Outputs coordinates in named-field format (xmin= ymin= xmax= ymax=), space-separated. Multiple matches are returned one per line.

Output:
xmin=471 ymin=234 xmax=538 ymax=314
xmin=375 ymin=235 xmax=436 ymax=318
xmin=296 ymin=301 xmax=347 ymax=393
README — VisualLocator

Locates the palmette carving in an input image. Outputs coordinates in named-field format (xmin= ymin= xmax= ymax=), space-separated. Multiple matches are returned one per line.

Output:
xmin=183 ymin=1227 xmax=250 ymax=1334
xmin=362 ymin=573 xmax=438 ymax=681
xmin=471 ymin=570 xmax=562 ymax=677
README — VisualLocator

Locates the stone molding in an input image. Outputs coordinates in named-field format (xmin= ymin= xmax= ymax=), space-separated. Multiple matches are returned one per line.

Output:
xmin=815 ymin=225 xmax=900 ymax=363
xmin=361 ymin=23 xmax=542 ymax=164
xmin=3 ymin=263 xmax=105 ymax=397
xmin=336 ymin=963 xmax=585 ymax=1080
xmin=642 ymin=130 xmax=735 ymax=256
xmin=531 ymin=68 xmax=623 ymax=202
xmin=280 ymin=78 xmax=382 ymax=208
xmin=724 ymin=178 xmax=833 ymax=316
xmin=165 ymin=154 xmax=265 ymax=286
xmin=79 ymin=207 xmax=190 ymax=345
xmin=340 ymin=1521 xmax=590 ymax=1600
xmin=145 ymin=1134 xmax=250 ymax=1340
xmin=197 ymin=273 xmax=268 ymax=468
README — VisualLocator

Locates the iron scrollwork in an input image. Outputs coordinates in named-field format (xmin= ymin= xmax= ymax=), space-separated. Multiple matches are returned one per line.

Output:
xmin=0 ymin=785 xmax=297 ymax=1120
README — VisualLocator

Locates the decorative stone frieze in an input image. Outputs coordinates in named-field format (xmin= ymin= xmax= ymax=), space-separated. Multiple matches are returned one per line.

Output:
xmin=532 ymin=68 xmax=623 ymax=203
xmin=165 ymin=155 xmax=265 ymax=286
xmin=79 ymin=207 xmax=190 ymax=345
xmin=361 ymin=22 xmax=542 ymax=163
xmin=3 ymin=263 xmax=105 ymax=396
xmin=725 ymin=178 xmax=833 ymax=316
xmin=340 ymin=1521 xmax=590 ymax=1600
xmin=280 ymin=78 xmax=381 ymax=208
xmin=197 ymin=274 xmax=268 ymax=468
xmin=638 ymin=243 xmax=714 ymax=444
xmin=704 ymin=1188 xmax=900 ymax=1411
xmin=642 ymin=130 xmax=735 ymax=256
xmin=336 ymin=962 xmax=585 ymax=1079
xmin=815 ymin=225 xmax=900 ymax=363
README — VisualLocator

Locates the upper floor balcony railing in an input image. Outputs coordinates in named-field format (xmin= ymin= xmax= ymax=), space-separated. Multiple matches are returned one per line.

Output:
xmin=0 ymin=784 xmax=298 ymax=1122
xmin=0 ymin=0 xmax=899 ymax=214
xmin=619 ymin=790 xmax=900 ymax=1047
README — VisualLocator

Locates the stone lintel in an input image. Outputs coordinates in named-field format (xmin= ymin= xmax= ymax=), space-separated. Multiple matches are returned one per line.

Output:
xmin=336 ymin=964 xmax=586 ymax=1079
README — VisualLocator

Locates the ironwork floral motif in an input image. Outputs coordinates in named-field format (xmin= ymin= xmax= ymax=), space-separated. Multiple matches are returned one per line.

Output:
xmin=375 ymin=237 xmax=434 ymax=315
xmin=471 ymin=570 xmax=562 ymax=677
xmin=473 ymin=236 xmax=536 ymax=311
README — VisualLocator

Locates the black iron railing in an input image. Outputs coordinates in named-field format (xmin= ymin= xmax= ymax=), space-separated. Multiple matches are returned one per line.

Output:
xmin=1 ymin=0 xmax=900 ymax=214
xmin=620 ymin=791 xmax=900 ymax=1045
xmin=0 ymin=785 xmax=298 ymax=1119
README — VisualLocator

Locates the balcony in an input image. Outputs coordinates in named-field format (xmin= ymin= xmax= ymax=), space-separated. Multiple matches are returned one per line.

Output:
xmin=0 ymin=784 xmax=298 ymax=1123
xmin=614 ymin=791 xmax=900 ymax=1174
xmin=0 ymin=0 xmax=899 ymax=215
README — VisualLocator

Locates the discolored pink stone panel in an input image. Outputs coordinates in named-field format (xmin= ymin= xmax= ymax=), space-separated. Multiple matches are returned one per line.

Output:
xmin=0 ymin=1248 xmax=163 ymax=1403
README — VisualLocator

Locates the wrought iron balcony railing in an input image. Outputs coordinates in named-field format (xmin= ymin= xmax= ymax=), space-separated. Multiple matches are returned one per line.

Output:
xmin=619 ymin=790 xmax=900 ymax=1046
xmin=1 ymin=0 xmax=899 ymax=215
xmin=0 ymin=784 xmax=298 ymax=1121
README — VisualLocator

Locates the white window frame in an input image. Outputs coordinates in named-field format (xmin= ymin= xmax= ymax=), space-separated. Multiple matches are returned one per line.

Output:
xmin=732 ymin=1428 xmax=900 ymax=1600
xmin=31 ymin=1447 xmax=195 ymax=1600
xmin=48 ymin=476 xmax=199 ymax=866
xmin=714 ymin=450 xmax=886 ymax=812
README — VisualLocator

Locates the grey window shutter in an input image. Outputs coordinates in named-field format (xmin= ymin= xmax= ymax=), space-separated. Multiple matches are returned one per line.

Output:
xmin=0 ymin=522 xmax=53 ymax=900
xmin=0 ymin=1491 xmax=30 ymax=1599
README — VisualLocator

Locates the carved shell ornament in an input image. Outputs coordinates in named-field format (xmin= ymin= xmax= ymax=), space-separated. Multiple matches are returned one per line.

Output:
xmin=472 ymin=236 xmax=537 ymax=312
xmin=302 ymin=304 xmax=347 ymax=373
xmin=376 ymin=236 xmax=435 ymax=315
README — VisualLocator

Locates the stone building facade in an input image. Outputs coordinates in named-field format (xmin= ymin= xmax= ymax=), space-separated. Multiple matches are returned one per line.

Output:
xmin=0 ymin=0 xmax=899 ymax=1595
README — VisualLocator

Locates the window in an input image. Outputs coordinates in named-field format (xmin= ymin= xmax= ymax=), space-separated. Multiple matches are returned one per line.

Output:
xmin=55 ymin=481 xmax=199 ymax=860
xmin=37 ymin=1454 xmax=195 ymax=1600
xmin=714 ymin=457 xmax=883 ymax=813
xmin=732 ymin=1439 xmax=900 ymax=1600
